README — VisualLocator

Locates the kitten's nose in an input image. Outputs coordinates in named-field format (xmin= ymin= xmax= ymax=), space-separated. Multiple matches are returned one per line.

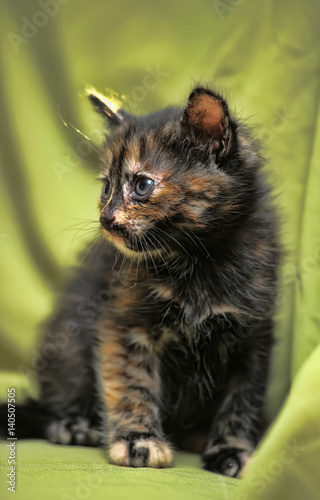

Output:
xmin=100 ymin=215 xmax=115 ymax=229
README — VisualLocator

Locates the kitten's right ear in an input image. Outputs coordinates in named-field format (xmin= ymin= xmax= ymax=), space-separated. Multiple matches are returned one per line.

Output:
xmin=182 ymin=87 xmax=232 ymax=161
xmin=86 ymin=87 xmax=130 ymax=128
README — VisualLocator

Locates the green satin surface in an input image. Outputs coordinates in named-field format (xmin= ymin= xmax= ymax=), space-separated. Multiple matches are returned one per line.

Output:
xmin=0 ymin=1 xmax=319 ymax=498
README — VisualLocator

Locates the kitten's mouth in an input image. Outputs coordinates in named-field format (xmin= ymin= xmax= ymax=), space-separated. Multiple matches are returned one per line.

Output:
xmin=100 ymin=226 xmax=141 ymax=257
xmin=103 ymin=230 xmax=126 ymax=246
xmin=101 ymin=225 xmax=165 ymax=259
xmin=101 ymin=226 xmax=127 ymax=246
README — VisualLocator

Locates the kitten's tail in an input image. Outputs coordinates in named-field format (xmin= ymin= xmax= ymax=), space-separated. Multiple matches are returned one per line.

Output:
xmin=0 ymin=399 xmax=48 ymax=440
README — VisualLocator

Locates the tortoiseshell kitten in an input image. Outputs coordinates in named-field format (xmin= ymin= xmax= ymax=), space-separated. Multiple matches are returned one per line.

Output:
xmin=6 ymin=87 xmax=280 ymax=477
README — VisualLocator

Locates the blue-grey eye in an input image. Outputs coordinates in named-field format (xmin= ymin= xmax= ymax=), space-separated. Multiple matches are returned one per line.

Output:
xmin=134 ymin=177 xmax=154 ymax=198
xmin=101 ymin=180 xmax=111 ymax=201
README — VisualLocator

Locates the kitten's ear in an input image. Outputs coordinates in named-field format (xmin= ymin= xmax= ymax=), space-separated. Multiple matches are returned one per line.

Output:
xmin=182 ymin=88 xmax=232 ymax=160
xmin=86 ymin=87 xmax=130 ymax=128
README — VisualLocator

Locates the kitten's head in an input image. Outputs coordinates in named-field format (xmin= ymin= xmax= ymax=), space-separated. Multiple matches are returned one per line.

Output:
xmin=88 ymin=87 xmax=259 ymax=259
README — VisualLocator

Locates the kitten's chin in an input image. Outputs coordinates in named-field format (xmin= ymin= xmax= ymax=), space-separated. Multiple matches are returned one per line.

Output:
xmin=101 ymin=229 xmax=141 ymax=258
xmin=101 ymin=229 xmax=165 ymax=260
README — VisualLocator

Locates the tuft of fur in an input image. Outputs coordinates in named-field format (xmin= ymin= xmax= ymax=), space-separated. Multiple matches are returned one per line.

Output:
xmin=0 ymin=86 xmax=280 ymax=477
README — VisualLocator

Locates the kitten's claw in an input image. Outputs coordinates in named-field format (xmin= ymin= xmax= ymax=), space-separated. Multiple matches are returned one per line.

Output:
xmin=202 ymin=443 xmax=253 ymax=478
xmin=109 ymin=435 xmax=174 ymax=468
xmin=46 ymin=417 xmax=101 ymax=446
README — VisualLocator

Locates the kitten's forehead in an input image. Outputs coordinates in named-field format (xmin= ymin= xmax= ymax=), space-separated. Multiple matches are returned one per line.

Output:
xmin=102 ymin=129 xmax=167 ymax=180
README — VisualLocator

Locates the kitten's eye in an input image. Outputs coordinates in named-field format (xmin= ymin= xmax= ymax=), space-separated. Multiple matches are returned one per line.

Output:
xmin=134 ymin=177 xmax=154 ymax=198
xmin=101 ymin=180 xmax=111 ymax=202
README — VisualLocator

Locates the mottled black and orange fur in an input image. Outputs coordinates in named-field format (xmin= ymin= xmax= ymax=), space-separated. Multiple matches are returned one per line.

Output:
xmin=1 ymin=87 xmax=280 ymax=477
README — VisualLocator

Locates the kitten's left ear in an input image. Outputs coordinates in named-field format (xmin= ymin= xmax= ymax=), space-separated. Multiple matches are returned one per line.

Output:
xmin=86 ymin=87 xmax=130 ymax=128
xmin=182 ymin=88 xmax=232 ymax=160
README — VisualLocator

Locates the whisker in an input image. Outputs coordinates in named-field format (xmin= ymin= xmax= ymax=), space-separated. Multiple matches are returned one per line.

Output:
xmin=91 ymin=234 xmax=105 ymax=272
xmin=144 ymin=234 xmax=167 ymax=269
xmin=180 ymin=228 xmax=214 ymax=261
xmin=70 ymin=228 xmax=100 ymax=243
xmin=77 ymin=233 xmax=102 ymax=268
xmin=154 ymin=226 xmax=195 ymax=261
xmin=46 ymin=220 xmax=100 ymax=240
xmin=112 ymin=249 xmax=121 ymax=272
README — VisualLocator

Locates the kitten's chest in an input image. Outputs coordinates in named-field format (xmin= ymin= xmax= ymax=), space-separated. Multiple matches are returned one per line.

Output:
xmin=103 ymin=268 xmax=239 ymax=418
xmin=150 ymin=278 xmax=242 ymax=326
xmin=105 ymin=266 xmax=242 ymax=343
xmin=157 ymin=322 xmax=231 ymax=430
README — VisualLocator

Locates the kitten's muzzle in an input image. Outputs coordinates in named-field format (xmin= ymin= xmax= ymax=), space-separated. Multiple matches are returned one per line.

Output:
xmin=100 ymin=215 xmax=115 ymax=230
xmin=100 ymin=215 xmax=127 ymax=240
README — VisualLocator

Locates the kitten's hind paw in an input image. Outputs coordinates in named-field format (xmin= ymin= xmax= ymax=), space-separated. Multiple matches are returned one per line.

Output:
xmin=202 ymin=443 xmax=253 ymax=478
xmin=45 ymin=417 xmax=101 ymax=446
xmin=109 ymin=434 xmax=174 ymax=468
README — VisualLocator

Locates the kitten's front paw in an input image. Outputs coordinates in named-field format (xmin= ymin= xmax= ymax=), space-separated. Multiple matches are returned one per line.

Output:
xmin=202 ymin=443 xmax=253 ymax=478
xmin=109 ymin=433 xmax=174 ymax=468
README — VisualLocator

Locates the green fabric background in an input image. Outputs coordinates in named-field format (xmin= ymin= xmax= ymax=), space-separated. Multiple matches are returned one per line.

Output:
xmin=0 ymin=0 xmax=319 ymax=498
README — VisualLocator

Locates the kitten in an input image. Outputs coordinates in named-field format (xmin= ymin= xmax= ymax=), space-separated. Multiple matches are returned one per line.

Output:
xmin=2 ymin=86 xmax=280 ymax=478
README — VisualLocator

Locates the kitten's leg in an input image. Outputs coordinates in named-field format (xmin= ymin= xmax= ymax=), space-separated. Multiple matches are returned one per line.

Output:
xmin=202 ymin=320 xmax=273 ymax=477
xmin=100 ymin=326 xmax=174 ymax=468
xmin=32 ymin=240 xmax=116 ymax=445
xmin=38 ymin=317 xmax=102 ymax=446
